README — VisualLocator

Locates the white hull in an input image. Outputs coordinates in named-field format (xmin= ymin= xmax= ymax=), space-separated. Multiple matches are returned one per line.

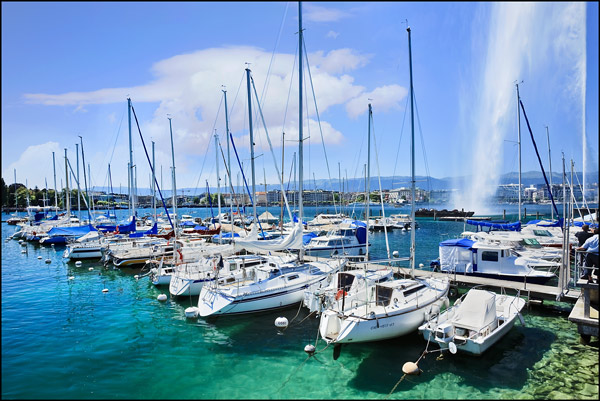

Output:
xmin=169 ymin=275 xmax=213 ymax=296
xmin=64 ymin=247 xmax=104 ymax=260
xmin=320 ymin=296 xmax=446 ymax=343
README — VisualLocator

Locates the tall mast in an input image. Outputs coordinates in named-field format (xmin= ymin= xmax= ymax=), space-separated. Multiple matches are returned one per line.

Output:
xmin=246 ymin=68 xmax=257 ymax=225
xmin=215 ymin=131 xmax=223 ymax=243
xmin=52 ymin=152 xmax=58 ymax=212
xmin=515 ymin=82 xmax=522 ymax=221
xmin=407 ymin=26 xmax=416 ymax=277
xmin=366 ymin=103 xmax=372 ymax=261
xmin=298 ymin=1 xmax=305 ymax=261
xmin=152 ymin=140 xmax=157 ymax=223
xmin=13 ymin=169 xmax=17 ymax=211
xmin=168 ymin=116 xmax=177 ymax=226
xmin=79 ymin=135 xmax=89 ymax=219
xmin=127 ymin=98 xmax=136 ymax=218
xmin=545 ymin=126 xmax=553 ymax=220
xmin=64 ymin=148 xmax=70 ymax=218
xmin=280 ymin=131 xmax=285 ymax=233
xmin=223 ymin=88 xmax=234 ymax=235
xmin=76 ymin=143 xmax=81 ymax=221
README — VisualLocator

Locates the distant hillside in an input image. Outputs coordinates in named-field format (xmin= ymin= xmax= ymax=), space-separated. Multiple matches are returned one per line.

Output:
xmin=92 ymin=170 xmax=598 ymax=195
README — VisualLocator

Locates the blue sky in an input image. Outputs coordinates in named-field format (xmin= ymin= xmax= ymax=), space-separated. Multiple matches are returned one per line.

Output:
xmin=2 ymin=2 xmax=598 ymax=211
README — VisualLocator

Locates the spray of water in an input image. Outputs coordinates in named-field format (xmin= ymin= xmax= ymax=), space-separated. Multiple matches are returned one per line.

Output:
xmin=452 ymin=3 xmax=587 ymax=215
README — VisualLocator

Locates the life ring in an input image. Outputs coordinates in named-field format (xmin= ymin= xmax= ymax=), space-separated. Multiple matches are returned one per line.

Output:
xmin=335 ymin=289 xmax=347 ymax=300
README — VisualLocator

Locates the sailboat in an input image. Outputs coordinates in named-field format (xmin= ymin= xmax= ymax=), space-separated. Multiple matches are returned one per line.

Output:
xmin=317 ymin=27 xmax=450 ymax=348
xmin=197 ymin=4 xmax=344 ymax=317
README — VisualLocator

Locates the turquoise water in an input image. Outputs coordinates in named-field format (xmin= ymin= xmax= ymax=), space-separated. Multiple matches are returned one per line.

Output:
xmin=2 ymin=205 xmax=598 ymax=399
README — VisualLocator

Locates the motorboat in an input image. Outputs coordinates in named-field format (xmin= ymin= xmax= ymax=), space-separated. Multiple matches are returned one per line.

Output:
xmin=434 ymin=238 xmax=556 ymax=285
xmin=418 ymin=287 xmax=526 ymax=355
xmin=304 ymin=219 xmax=368 ymax=260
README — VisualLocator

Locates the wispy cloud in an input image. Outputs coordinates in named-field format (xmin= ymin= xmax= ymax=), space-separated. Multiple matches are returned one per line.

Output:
xmin=303 ymin=4 xmax=352 ymax=23
xmin=326 ymin=30 xmax=340 ymax=39
xmin=20 ymin=45 xmax=406 ymax=187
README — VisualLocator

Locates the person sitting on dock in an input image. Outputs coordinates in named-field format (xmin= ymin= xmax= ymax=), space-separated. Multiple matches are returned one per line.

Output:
xmin=576 ymin=228 xmax=599 ymax=283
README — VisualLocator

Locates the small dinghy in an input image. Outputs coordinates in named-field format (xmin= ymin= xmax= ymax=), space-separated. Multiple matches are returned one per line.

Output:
xmin=418 ymin=287 xmax=526 ymax=355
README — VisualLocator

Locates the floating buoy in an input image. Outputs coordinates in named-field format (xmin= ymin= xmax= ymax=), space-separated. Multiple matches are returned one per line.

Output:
xmin=134 ymin=275 xmax=139 ymax=280
xmin=448 ymin=342 xmax=457 ymax=354
xmin=402 ymin=361 xmax=420 ymax=375
xmin=37 ymin=256 xmax=42 ymax=260
xmin=45 ymin=259 xmax=51 ymax=263
xmin=21 ymin=242 xmax=27 ymax=246
xmin=157 ymin=293 xmax=167 ymax=302
xmin=51 ymin=244 xmax=55 ymax=247
xmin=304 ymin=344 xmax=316 ymax=356
xmin=185 ymin=306 xmax=199 ymax=318
xmin=21 ymin=249 xmax=26 ymax=253
xmin=274 ymin=316 xmax=289 ymax=330
xmin=75 ymin=261 xmax=82 ymax=267
xmin=444 ymin=297 xmax=450 ymax=309
xmin=89 ymin=267 xmax=94 ymax=271
xmin=18 ymin=240 xmax=23 ymax=244
xmin=392 ymin=250 xmax=399 ymax=258
xmin=68 ymin=276 xmax=75 ymax=280
xmin=102 ymin=288 xmax=109 ymax=293
xmin=419 ymin=263 xmax=424 ymax=268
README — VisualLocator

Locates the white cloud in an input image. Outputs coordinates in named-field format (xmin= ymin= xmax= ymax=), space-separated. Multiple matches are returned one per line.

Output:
xmin=2 ymin=142 xmax=62 ymax=189
xmin=19 ymin=45 xmax=407 ymax=188
xmin=326 ymin=30 xmax=340 ymax=39
xmin=346 ymin=85 xmax=408 ymax=119
xmin=303 ymin=4 xmax=351 ymax=22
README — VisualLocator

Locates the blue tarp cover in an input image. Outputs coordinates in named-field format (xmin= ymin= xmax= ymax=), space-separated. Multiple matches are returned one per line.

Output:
xmin=212 ymin=232 xmax=240 ymax=240
xmin=180 ymin=221 xmax=196 ymax=226
xmin=439 ymin=238 xmax=475 ymax=248
xmin=46 ymin=224 xmax=96 ymax=237
xmin=303 ymin=232 xmax=318 ymax=245
xmin=193 ymin=225 xmax=208 ymax=230
xmin=525 ymin=219 xmax=562 ymax=227
xmin=128 ymin=223 xmax=158 ymax=238
xmin=466 ymin=220 xmax=521 ymax=231
xmin=97 ymin=216 xmax=136 ymax=233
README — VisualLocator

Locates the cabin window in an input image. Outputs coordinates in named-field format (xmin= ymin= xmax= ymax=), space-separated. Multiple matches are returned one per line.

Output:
xmin=338 ymin=273 xmax=355 ymax=291
xmin=403 ymin=284 xmax=426 ymax=297
xmin=533 ymin=230 xmax=552 ymax=237
xmin=287 ymin=274 xmax=299 ymax=281
xmin=375 ymin=285 xmax=393 ymax=306
xmin=481 ymin=251 xmax=499 ymax=262
xmin=229 ymin=263 xmax=237 ymax=271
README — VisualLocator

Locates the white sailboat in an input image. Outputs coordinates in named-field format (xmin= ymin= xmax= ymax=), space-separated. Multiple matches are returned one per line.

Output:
xmin=317 ymin=26 xmax=450 ymax=349
xmin=197 ymin=4 xmax=344 ymax=317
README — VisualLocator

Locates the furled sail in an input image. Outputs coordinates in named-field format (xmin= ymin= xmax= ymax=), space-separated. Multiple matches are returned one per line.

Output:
xmin=233 ymin=222 xmax=303 ymax=253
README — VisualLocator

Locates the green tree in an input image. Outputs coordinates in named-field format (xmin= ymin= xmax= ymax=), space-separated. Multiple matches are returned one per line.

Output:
xmin=1 ymin=177 xmax=7 ymax=207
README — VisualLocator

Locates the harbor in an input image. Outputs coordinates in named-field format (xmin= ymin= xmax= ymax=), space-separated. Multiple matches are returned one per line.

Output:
xmin=2 ymin=204 xmax=599 ymax=399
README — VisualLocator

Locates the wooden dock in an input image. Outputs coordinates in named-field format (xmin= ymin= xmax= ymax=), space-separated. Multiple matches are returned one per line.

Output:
xmin=568 ymin=279 xmax=599 ymax=344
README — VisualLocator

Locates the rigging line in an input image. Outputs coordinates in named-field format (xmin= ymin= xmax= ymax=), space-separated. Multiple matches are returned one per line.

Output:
xmin=370 ymin=112 xmax=391 ymax=260
xmin=571 ymin=162 xmax=592 ymax=217
xmin=130 ymin=101 xmax=174 ymax=229
xmin=250 ymin=74 xmax=294 ymax=222
xmin=259 ymin=1 xmax=289 ymax=108
xmin=101 ymin=108 xmax=126 ymax=187
xmin=412 ymin=90 xmax=432 ymax=195
xmin=216 ymin=137 xmax=245 ymax=219
xmin=392 ymin=93 xmax=410 ymax=190
xmin=302 ymin=36 xmax=338 ymax=213
xmin=227 ymin=69 xmax=247 ymax=131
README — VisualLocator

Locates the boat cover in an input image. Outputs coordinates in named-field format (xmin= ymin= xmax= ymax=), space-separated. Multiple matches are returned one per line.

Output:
xmin=233 ymin=222 xmax=304 ymax=253
xmin=97 ymin=216 xmax=136 ymax=233
xmin=467 ymin=220 xmax=521 ymax=231
xmin=46 ymin=224 xmax=97 ymax=237
xmin=452 ymin=289 xmax=497 ymax=331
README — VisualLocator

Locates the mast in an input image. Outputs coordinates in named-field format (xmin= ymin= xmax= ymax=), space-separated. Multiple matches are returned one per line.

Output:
xmin=152 ymin=141 xmax=157 ymax=223
xmin=545 ymin=126 xmax=553 ymax=220
xmin=215 ymin=131 xmax=223 ymax=243
xmin=515 ymin=82 xmax=522 ymax=221
xmin=13 ymin=169 xmax=17 ymax=212
xmin=76 ymin=143 xmax=81 ymax=221
xmin=64 ymin=148 xmax=70 ymax=218
xmin=168 ymin=116 xmax=177 ymax=226
xmin=127 ymin=98 xmax=136 ymax=219
xmin=223 ymin=88 xmax=234 ymax=235
xmin=246 ymin=68 xmax=257 ymax=226
xmin=366 ymin=103 xmax=372 ymax=261
xmin=79 ymin=136 xmax=89 ymax=219
xmin=407 ymin=26 xmax=416 ymax=277
xmin=280 ymin=131 xmax=285 ymax=234
xmin=52 ymin=152 xmax=58 ymax=212
xmin=298 ymin=1 xmax=305 ymax=261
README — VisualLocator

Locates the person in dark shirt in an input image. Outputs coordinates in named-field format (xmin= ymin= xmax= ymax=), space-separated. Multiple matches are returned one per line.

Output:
xmin=575 ymin=225 xmax=593 ymax=246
